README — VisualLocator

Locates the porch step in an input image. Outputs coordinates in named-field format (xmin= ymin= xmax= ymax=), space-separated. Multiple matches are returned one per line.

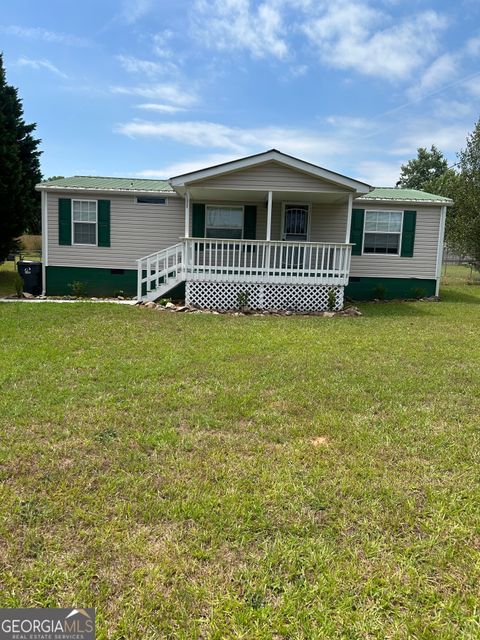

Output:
xmin=145 ymin=276 xmax=185 ymax=302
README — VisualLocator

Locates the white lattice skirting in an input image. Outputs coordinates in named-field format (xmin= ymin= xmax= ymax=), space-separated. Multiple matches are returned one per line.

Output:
xmin=185 ymin=281 xmax=344 ymax=312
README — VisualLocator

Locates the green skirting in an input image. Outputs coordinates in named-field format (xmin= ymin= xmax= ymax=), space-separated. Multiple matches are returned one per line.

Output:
xmin=345 ymin=276 xmax=436 ymax=301
xmin=46 ymin=266 xmax=186 ymax=299
xmin=46 ymin=266 xmax=137 ymax=297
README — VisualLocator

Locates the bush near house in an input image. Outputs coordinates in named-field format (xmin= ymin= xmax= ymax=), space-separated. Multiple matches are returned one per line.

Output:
xmin=0 ymin=270 xmax=479 ymax=638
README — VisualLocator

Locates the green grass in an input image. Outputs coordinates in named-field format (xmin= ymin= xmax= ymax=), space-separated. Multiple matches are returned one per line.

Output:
xmin=0 ymin=260 xmax=17 ymax=296
xmin=1 ymin=274 xmax=480 ymax=638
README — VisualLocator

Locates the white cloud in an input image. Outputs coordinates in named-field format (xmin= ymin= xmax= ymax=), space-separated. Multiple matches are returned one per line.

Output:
xmin=116 ymin=119 xmax=348 ymax=159
xmin=303 ymin=5 xmax=447 ymax=80
xmin=119 ymin=0 xmax=153 ymax=24
xmin=135 ymin=103 xmax=186 ymax=113
xmin=116 ymin=54 xmax=178 ymax=76
xmin=111 ymin=84 xmax=198 ymax=107
xmin=16 ymin=57 xmax=68 ymax=78
xmin=152 ymin=30 xmax=174 ymax=58
xmin=0 ymin=24 xmax=90 ymax=46
xmin=463 ymin=75 xmax=480 ymax=97
xmin=355 ymin=160 xmax=402 ymax=186
xmin=407 ymin=53 xmax=458 ymax=100
xmin=192 ymin=0 xmax=288 ymax=59
xmin=136 ymin=153 xmax=240 ymax=178
xmin=393 ymin=123 xmax=470 ymax=155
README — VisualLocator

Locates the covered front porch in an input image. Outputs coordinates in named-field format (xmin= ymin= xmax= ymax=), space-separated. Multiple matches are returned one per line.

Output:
xmin=137 ymin=150 xmax=371 ymax=310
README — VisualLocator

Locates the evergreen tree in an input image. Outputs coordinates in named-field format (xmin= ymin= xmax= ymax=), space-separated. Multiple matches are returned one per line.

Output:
xmin=0 ymin=54 xmax=42 ymax=259
xmin=397 ymin=145 xmax=448 ymax=190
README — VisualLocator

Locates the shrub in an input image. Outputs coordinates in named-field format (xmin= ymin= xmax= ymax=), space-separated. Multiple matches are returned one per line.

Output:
xmin=158 ymin=297 xmax=173 ymax=306
xmin=237 ymin=290 xmax=250 ymax=309
xmin=327 ymin=288 xmax=337 ymax=310
xmin=410 ymin=287 xmax=426 ymax=299
xmin=373 ymin=284 xmax=387 ymax=300
xmin=68 ymin=281 xmax=87 ymax=297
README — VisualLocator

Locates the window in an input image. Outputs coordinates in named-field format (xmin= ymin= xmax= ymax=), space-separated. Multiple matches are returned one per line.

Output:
xmin=136 ymin=196 xmax=167 ymax=205
xmin=205 ymin=205 xmax=243 ymax=239
xmin=72 ymin=200 xmax=97 ymax=245
xmin=363 ymin=210 xmax=402 ymax=255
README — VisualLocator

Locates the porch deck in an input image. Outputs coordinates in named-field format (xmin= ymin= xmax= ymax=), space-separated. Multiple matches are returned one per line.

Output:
xmin=138 ymin=239 xmax=352 ymax=304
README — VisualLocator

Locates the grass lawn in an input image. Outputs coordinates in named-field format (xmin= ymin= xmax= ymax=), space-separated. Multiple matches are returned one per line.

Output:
xmin=1 ymin=272 xmax=480 ymax=639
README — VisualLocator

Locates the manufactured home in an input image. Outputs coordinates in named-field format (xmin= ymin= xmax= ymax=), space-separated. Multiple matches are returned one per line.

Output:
xmin=36 ymin=150 xmax=452 ymax=310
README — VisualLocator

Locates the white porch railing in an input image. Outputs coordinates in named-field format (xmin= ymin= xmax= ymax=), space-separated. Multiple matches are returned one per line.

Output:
xmin=184 ymin=239 xmax=352 ymax=286
xmin=138 ymin=239 xmax=352 ymax=301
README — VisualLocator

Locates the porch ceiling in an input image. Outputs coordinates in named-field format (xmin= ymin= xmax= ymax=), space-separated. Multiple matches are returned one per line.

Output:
xmin=184 ymin=186 xmax=350 ymax=204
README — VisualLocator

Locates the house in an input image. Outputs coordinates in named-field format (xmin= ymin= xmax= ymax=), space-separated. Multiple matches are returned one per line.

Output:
xmin=36 ymin=149 xmax=452 ymax=310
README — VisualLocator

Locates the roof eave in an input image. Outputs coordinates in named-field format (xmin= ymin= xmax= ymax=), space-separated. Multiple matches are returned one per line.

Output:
xmin=357 ymin=196 xmax=453 ymax=205
xmin=36 ymin=184 xmax=176 ymax=196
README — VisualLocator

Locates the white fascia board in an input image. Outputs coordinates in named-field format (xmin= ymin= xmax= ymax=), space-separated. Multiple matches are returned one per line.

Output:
xmin=170 ymin=149 xmax=372 ymax=194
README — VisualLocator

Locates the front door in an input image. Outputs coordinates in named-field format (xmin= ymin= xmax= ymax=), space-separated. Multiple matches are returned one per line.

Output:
xmin=282 ymin=204 xmax=309 ymax=241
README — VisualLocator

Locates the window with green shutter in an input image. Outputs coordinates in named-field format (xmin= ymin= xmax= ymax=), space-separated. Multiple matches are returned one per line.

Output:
xmin=98 ymin=200 xmax=111 ymax=247
xmin=58 ymin=198 xmax=72 ymax=245
xmin=400 ymin=210 xmax=416 ymax=257
xmin=350 ymin=208 xmax=364 ymax=255
xmin=192 ymin=203 xmax=205 ymax=237
xmin=243 ymin=205 xmax=257 ymax=239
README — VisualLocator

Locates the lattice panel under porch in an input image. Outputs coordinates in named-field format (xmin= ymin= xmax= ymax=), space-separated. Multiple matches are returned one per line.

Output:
xmin=185 ymin=282 xmax=344 ymax=312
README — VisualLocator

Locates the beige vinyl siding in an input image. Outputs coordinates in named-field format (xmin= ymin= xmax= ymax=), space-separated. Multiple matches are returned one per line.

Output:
xmin=191 ymin=200 xmax=348 ymax=242
xmin=192 ymin=162 xmax=349 ymax=193
xmin=350 ymin=203 xmax=441 ymax=278
xmin=47 ymin=191 xmax=184 ymax=270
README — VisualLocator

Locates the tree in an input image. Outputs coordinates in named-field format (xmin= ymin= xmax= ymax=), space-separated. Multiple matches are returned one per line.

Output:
xmin=0 ymin=54 xmax=42 ymax=259
xmin=451 ymin=120 xmax=480 ymax=262
xmin=397 ymin=145 xmax=448 ymax=190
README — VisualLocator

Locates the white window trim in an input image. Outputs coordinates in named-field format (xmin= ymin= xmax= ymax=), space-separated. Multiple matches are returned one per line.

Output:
xmin=281 ymin=202 xmax=311 ymax=241
xmin=72 ymin=199 xmax=98 ymax=247
xmin=135 ymin=196 xmax=168 ymax=205
xmin=205 ymin=204 xmax=245 ymax=239
xmin=362 ymin=209 xmax=404 ymax=256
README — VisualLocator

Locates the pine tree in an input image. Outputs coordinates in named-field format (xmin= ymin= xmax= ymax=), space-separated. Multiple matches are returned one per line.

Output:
xmin=0 ymin=54 xmax=42 ymax=260
xmin=397 ymin=145 xmax=448 ymax=190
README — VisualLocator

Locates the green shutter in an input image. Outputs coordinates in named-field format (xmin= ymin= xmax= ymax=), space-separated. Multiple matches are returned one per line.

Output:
xmin=243 ymin=205 xmax=257 ymax=239
xmin=350 ymin=208 xmax=365 ymax=256
xmin=98 ymin=200 xmax=111 ymax=247
xmin=401 ymin=210 xmax=416 ymax=257
xmin=58 ymin=198 xmax=72 ymax=245
xmin=192 ymin=203 xmax=205 ymax=237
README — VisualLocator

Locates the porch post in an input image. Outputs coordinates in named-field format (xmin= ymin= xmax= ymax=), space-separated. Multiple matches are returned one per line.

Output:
xmin=266 ymin=190 xmax=273 ymax=241
xmin=184 ymin=190 xmax=191 ymax=238
xmin=345 ymin=193 xmax=353 ymax=243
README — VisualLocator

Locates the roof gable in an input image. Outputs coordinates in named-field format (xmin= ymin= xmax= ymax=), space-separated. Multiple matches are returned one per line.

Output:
xmin=170 ymin=149 xmax=372 ymax=194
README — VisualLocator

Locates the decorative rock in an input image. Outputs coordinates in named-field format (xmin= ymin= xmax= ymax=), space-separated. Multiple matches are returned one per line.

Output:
xmin=144 ymin=301 xmax=156 ymax=309
xmin=323 ymin=311 xmax=335 ymax=318
xmin=175 ymin=305 xmax=189 ymax=312
xmin=22 ymin=292 xmax=35 ymax=299
xmin=117 ymin=295 xmax=125 ymax=300
xmin=285 ymin=310 xmax=293 ymax=316
xmin=165 ymin=302 xmax=176 ymax=309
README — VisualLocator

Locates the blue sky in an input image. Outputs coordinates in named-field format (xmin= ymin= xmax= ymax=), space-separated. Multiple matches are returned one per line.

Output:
xmin=2 ymin=0 xmax=480 ymax=185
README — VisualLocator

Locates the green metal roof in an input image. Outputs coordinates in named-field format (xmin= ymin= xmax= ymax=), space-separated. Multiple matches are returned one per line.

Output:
xmin=37 ymin=176 xmax=173 ymax=192
xmin=359 ymin=187 xmax=452 ymax=204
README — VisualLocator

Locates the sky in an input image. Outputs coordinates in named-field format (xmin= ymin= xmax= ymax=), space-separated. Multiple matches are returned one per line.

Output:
xmin=1 ymin=0 xmax=480 ymax=185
